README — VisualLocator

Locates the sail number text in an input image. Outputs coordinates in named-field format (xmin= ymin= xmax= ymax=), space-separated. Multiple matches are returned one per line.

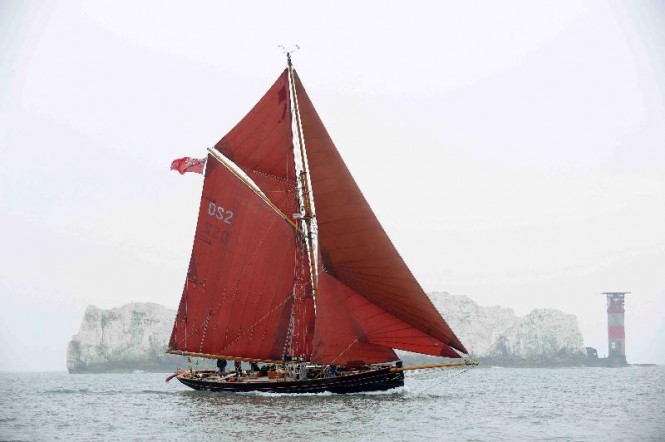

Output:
xmin=208 ymin=201 xmax=234 ymax=224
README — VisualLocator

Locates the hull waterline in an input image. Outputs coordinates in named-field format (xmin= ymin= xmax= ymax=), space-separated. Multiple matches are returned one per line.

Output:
xmin=175 ymin=367 xmax=404 ymax=394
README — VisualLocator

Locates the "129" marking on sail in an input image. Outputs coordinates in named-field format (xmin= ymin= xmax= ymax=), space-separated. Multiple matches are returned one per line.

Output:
xmin=208 ymin=201 xmax=234 ymax=224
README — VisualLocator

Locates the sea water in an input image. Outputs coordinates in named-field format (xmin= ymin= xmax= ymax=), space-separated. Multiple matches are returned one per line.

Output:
xmin=1 ymin=367 xmax=663 ymax=441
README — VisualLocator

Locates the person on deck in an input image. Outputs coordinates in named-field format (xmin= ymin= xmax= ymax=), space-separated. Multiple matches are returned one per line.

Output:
xmin=234 ymin=360 xmax=242 ymax=376
xmin=217 ymin=359 xmax=227 ymax=373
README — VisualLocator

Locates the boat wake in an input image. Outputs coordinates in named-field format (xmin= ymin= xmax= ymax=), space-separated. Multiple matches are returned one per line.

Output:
xmin=228 ymin=386 xmax=409 ymax=398
xmin=236 ymin=390 xmax=335 ymax=398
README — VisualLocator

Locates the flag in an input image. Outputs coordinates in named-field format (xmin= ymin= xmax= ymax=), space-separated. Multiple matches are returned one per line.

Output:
xmin=170 ymin=157 xmax=206 ymax=175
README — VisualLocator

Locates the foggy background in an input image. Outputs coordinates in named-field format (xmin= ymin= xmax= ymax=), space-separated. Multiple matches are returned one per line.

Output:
xmin=1 ymin=0 xmax=664 ymax=371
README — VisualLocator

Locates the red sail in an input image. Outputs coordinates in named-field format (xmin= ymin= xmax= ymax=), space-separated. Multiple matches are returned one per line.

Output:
xmin=312 ymin=272 xmax=460 ymax=365
xmin=168 ymin=154 xmax=303 ymax=361
xmin=214 ymin=70 xmax=298 ymax=218
xmin=294 ymin=71 xmax=468 ymax=356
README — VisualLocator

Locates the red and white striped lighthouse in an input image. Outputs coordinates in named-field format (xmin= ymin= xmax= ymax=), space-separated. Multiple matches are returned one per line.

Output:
xmin=602 ymin=292 xmax=629 ymax=367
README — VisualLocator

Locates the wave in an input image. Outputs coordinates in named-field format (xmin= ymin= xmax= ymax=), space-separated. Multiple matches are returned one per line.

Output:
xmin=44 ymin=388 xmax=91 ymax=394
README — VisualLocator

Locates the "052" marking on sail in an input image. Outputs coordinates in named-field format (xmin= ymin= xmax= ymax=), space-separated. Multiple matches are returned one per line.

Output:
xmin=208 ymin=201 xmax=234 ymax=224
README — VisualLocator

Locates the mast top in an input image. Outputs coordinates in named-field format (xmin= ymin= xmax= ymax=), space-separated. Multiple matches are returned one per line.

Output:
xmin=278 ymin=44 xmax=300 ymax=67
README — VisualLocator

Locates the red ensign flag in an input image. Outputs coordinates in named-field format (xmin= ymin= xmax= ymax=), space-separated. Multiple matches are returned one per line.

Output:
xmin=170 ymin=157 xmax=206 ymax=175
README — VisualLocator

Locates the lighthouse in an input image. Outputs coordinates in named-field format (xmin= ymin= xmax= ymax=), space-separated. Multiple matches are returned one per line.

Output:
xmin=602 ymin=292 xmax=629 ymax=367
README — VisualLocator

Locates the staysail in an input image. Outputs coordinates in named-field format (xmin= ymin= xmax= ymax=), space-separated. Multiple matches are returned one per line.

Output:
xmin=312 ymin=272 xmax=462 ymax=365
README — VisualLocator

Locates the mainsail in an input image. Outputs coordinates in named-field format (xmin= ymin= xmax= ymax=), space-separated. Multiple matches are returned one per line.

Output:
xmin=168 ymin=155 xmax=306 ymax=361
xmin=214 ymin=70 xmax=298 ymax=219
xmin=168 ymin=64 xmax=467 ymax=366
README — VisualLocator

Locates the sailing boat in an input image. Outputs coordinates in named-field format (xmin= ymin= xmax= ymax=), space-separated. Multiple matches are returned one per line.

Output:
xmin=166 ymin=55 xmax=476 ymax=393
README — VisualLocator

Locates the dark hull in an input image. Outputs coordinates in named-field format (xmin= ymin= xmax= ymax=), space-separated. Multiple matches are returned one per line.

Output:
xmin=176 ymin=367 xmax=404 ymax=394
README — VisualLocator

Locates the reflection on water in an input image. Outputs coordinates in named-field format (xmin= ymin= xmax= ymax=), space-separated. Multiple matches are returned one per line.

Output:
xmin=177 ymin=388 xmax=409 ymax=437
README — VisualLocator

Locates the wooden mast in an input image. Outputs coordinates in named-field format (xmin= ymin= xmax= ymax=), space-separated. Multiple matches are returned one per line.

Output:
xmin=287 ymin=53 xmax=319 ymax=310
xmin=207 ymin=147 xmax=298 ymax=230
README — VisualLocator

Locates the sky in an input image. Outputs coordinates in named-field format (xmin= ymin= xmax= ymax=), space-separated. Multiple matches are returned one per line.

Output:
xmin=1 ymin=0 xmax=664 ymax=371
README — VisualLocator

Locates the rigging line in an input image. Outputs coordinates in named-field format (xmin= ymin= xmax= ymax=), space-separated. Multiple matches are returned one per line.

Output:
xmin=226 ymin=215 xmax=281 ymax=329
xmin=328 ymin=265 xmax=413 ymax=278
xmin=166 ymin=349 xmax=282 ymax=364
xmin=207 ymin=147 xmax=299 ymax=231
xmin=216 ymin=294 xmax=293 ymax=356
xmin=283 ymin=237 xmax=304 ymax=357
xmin=311 ymin=338 xmax=362 ymax=379
xmin=185 ymin=214 xmax=284 ymax=341
xmin=327 ymin=269 xmax=410 ymax=287
xmin=414 ymin=368 xmax=462 ymax=394
xmin=323 ymin=280 xmax=419 ymax=310
xmin=328 ymin=338 xmax=360 ymax=366
xmin=327 ymin=272 xmax=428 ymax=303
xmin=328 ymin=259 xmax=408 ymax=273
xmin=249 ymin=168 xmax=294 ymax=184
xmin=410 ymin=364 xmax=475 ymax=396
